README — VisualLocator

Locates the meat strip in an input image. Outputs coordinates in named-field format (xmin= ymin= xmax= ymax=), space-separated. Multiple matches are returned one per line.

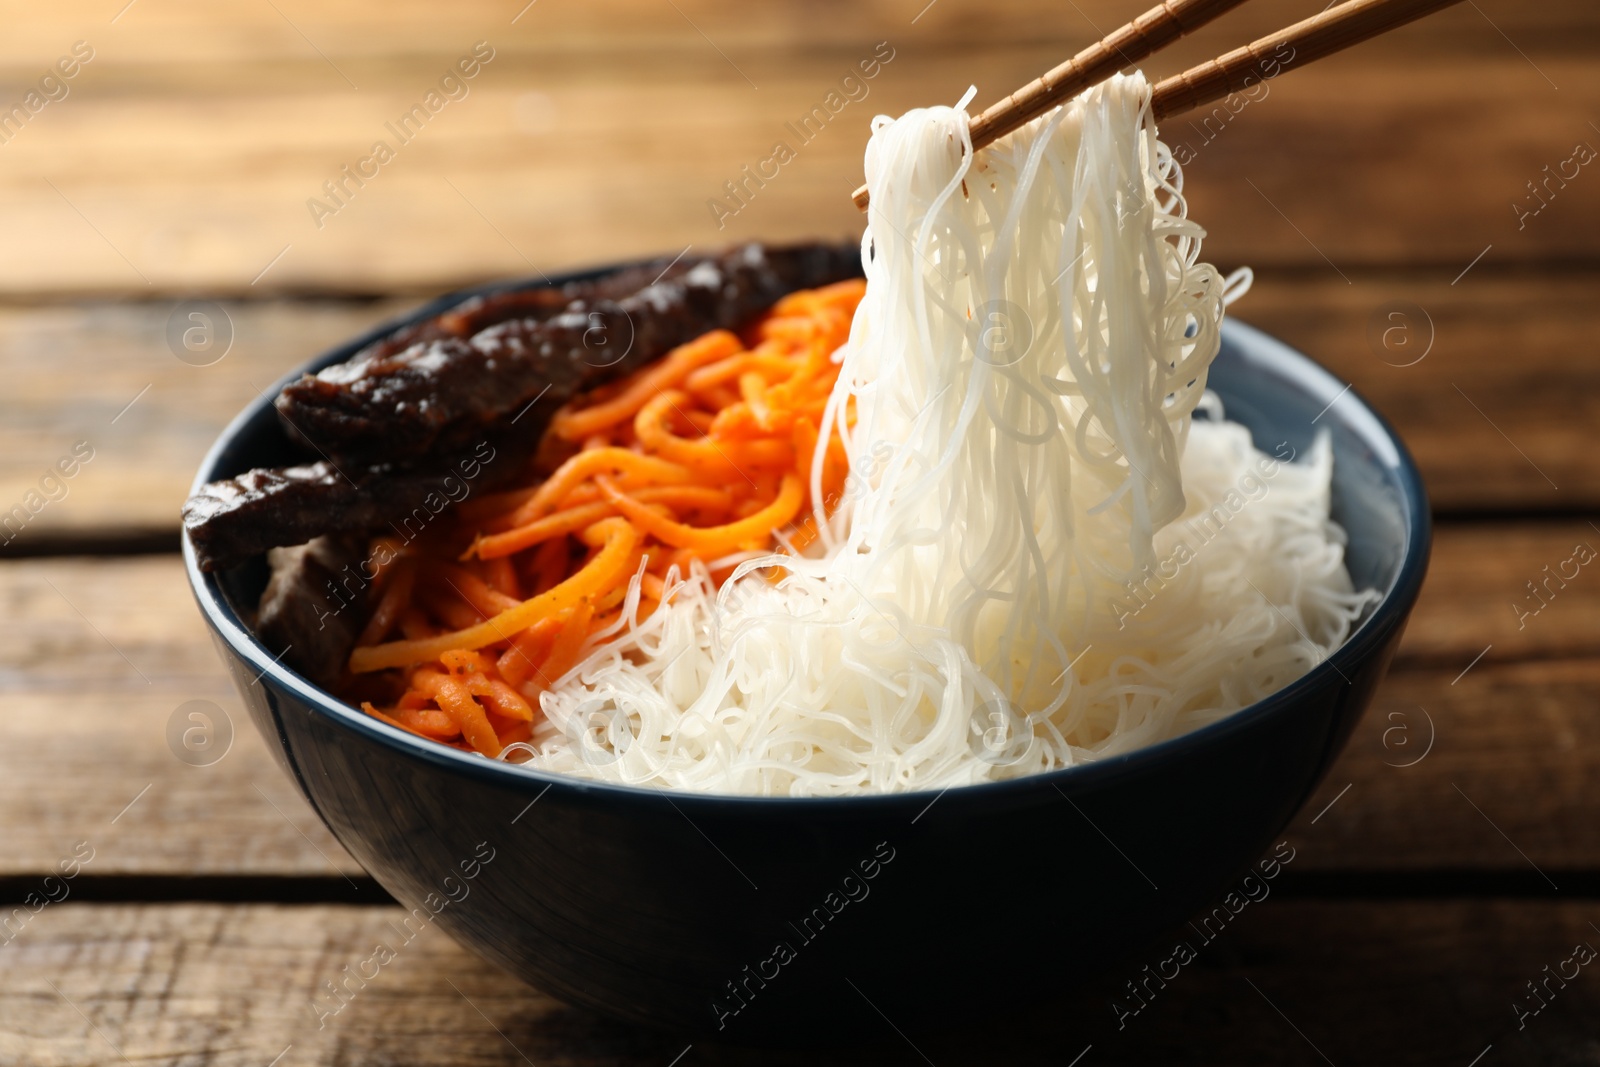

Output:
xmin=253 ymin=536 xmax=370 ymax=690
xmin=185 ymin=429 xmax=528 ymax=573
xmin=276 ymin=240 xmax=861 ymax=466
xmin=343 ymin=252 xmax=701 ymax=367
xmin=185 ymin=239 xmax=863 ymax=571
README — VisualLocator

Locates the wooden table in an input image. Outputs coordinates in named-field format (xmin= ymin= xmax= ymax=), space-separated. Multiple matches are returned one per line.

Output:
xmin=1 ymin=1 xmax=1595 ymax=1062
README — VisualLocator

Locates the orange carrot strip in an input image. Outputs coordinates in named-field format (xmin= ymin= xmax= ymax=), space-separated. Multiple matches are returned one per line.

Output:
xmin=798 ymin=277 xmax=867 ymax=311
xmin=497 ymin=617 xmax=561 ymax=688
xmin=440 ymin=649 xmax=497 ymax=675
xmin=594 ymin=582 xmax=632 ymax=613
xmin=509 ymin=449 xmax=691 ymax=525
xmin=350 ymin=519 xmax=638 ymax=672
xmin=530 ymin=600 xmax=595 ymax=693
xmin=708 ymin=402 xmax=758 ymax=439
xmin=481 ymin=555 xmax=521 ymax=599
xmin=768 ymin=291 xmax=815 ymax=316
xmin=356 ymin=557 xmax=415 ymax=647
xmin=423 ymin=588 xmax=485 ymax=632
xmin=695 ymin=385 xmax=741 ymax=412
xmin=397 ymin=689 xmax=433 ymax=711
xmin=739 ymin=371 xmax=775 ymax=429
xmin=399 ymin=706 xmax=461 ymax=739
xmin=486 ymin=711 xmax=533 ymax=746
xmin=440 ymin=565 xmax=522 ymax=617
xmin=456 ymin=485 xmax=541 ymax=524
xmin=755 ymin=317 xmax=819 ymax=345
xmin=792 ymin=418 xmax=820 ymax=484
xmin=596 ymin=474 xmax=803 ymax=556
xmin=469 ymin=501 xmax=615 ymax=561
xmin=546 ymin=482 xmax=604 ymax=508
xmin=413 ymin=669 xmax=502 ymax=756
xmin=716 ymin=439 xmax=793 ymax=470
xmin=529 ymin=537 xmax=569 ymax=596
xmin=473 ymin=486 xmax=731 ymax=561
xmin=636 ymin=486 xmax=736 ymax=511
xmin=684 ymin=349 xmax=799 ymax=393
xmin=472 ymin=677 xmax=535 ymax=722
xmin=365 ymin=703 xmax=461 ymax=742
xmin=539 ymin=464 xmax=682 ymax=514
xmin=551 ymin=330 xmax=742 ymax=441
xmin=633 ymin=391 xmax=746 ymax=469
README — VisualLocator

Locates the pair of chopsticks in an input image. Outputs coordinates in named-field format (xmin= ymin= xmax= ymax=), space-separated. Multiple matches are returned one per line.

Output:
xmin=852 ymin=0 xmax=1466 ymax=210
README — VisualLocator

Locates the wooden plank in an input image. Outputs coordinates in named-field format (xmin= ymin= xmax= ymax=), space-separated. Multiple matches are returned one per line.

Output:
xmin=1289 ymin=658 xmax=1600 ymax=873
xmin=1234 ymin=273 xmax=1600 ymax=513
xmin=0 ymin=4 xmax=1587 ymax=295
xmin=2 ymin=520 xmax=1597 ymax=878
xmin=0 ymin=299 xmax=410 ymax=549
xmin=1 ymin=270 xmax=1595 ymax=550
xmin=2 ymin=0 xmax=1593 ymax=64
xmin=0 ymin=556 xmax=364 ymax=878
xmin=0 ymin=899 xmax=1593 ymax=1064
xmin=1394 ymin=522 xmax=1600 ymax=668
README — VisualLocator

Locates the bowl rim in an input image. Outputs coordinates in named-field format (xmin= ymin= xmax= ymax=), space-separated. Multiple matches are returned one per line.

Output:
xmin=185 ymin=260 xmax=1433 ymax=811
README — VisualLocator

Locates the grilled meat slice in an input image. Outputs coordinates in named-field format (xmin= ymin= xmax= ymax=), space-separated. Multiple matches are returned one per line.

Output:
xmin=274 ymin=240 xmax=861 ymax=466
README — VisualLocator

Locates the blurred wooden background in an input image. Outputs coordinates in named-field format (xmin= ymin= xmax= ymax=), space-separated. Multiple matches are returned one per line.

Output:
xmin=1 ymin=1 xmax=1597 ymax=1064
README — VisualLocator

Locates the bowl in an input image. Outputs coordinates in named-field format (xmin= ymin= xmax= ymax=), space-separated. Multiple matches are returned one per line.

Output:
xmin=185 ymin=259 xmax=1430 ymax=1042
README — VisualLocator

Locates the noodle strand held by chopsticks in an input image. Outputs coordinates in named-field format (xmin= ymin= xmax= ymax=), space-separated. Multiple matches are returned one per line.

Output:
xmin=524 ymin=74 xmax=1376 ymax=795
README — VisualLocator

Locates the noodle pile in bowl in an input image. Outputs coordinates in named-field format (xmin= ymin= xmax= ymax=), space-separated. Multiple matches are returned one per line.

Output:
xmin=347 ymin=72 xmax=1375 ymax=795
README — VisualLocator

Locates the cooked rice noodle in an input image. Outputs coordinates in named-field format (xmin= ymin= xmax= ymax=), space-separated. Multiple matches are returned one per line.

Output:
xmin=508 ymin=73 xmax=1376 ymax=795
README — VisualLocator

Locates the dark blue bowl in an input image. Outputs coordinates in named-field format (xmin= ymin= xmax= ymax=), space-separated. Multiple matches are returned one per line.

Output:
xmin=185 ymin=264 xmax=1430 ymax=1043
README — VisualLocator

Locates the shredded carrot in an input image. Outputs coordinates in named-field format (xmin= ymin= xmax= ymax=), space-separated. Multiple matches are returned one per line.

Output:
xmin=468 ymin=486 xmax=731 ymax=561
xmin=512 ymin=449 xmax=692 ymax=525
xmin=596 ymin=474 xmax=804 ymax=556
xmin=356 ymin=556 xmax=415 ymax=647
xmin=438 ymin=565 xmax=522 ymax=616
xmin=364 ymin=702 xmax=460 ymax=742
xmin=480 ymin=555 xmax=520 ymax=599
xmin=496 ymin=617 xmax=561 ymax=688
xmin=528 ymin=537 xmax=569 ymax=596
xmin=551 ymin=330 xmax=742 ymax=441
xmin=343 ymin=279 xmax=867 ymax=756
xmin=350 ymin=518 xmax=637 ymax=672
xmin=412 ymin=670 xmax=502 ymax=756
xmin=531 ymin=600 xmax=595 ymax=695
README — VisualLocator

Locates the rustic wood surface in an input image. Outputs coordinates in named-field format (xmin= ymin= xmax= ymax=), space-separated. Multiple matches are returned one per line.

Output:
xmin=0 ymin=0 xmax=1595 ymax=1062
xmin=0 ymin=1 xmax=1588 ymax=296
xmin=2 ymin=901 xmax=1595 ymax=1066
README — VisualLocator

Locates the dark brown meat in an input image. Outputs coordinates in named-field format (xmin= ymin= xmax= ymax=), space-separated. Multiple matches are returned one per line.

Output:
xmin=185 ymin=239 xmax=863 ymax=572
xmin=184 ymin=435 xmax=515 ymax=573
xmin=253 ymin=536 xmax=370 ymax=690
xmin=344 ymin=252 xmax=700 ymax=366
xmin=275 ymin=240 xmax=861 ymax=467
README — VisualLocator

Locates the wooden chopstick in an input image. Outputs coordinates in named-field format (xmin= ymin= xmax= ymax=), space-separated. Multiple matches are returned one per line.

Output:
xmin=1150 ymin=0 xmax=1467 ymax=119
xmin=850 ymin=0 xmax=1250 ymax=210
xmin=852 ymin=0 xmax=1467 ymax=211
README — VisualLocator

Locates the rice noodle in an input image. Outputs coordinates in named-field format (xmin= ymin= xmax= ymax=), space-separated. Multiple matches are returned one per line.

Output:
xmin=507 ymin=73 xmax=1376 ymax=795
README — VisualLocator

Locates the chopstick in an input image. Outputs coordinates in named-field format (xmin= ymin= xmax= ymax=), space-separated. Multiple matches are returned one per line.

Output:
xmin=1150 ymin=0 xmax=1467 ymax=119
xmin=851 ymin=0 xmax=1467 ymax=211
xmin=850 ymin=0 xmax=1250 ymax=210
